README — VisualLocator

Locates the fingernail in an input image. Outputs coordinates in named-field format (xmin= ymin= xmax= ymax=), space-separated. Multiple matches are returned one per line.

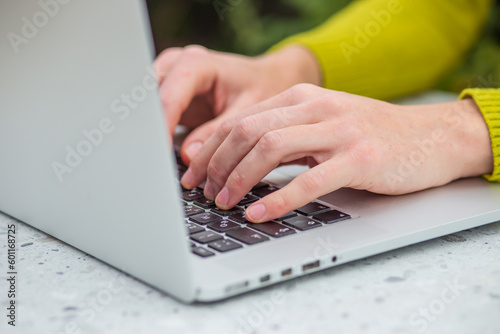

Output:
xmin=216 ymin=187 xmax=230 ymax=208
xmin=205 ymin=180 xmax=215 ymax=200
xmin=185 ymin=142 xmax=203 ymax=161
xmin=246 ymin=204 xmax=266 ymax=222
xmin=181 ymin=168 xmax=193 ymax=188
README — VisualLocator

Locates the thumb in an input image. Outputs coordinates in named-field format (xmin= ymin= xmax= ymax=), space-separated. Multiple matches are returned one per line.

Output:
xmin=180 ymin=117 xmax=223 ymax=166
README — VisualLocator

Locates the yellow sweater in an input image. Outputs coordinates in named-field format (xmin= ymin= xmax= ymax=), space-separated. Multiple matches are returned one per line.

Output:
xmin=273 ymin=0 xmax=500 ymax=181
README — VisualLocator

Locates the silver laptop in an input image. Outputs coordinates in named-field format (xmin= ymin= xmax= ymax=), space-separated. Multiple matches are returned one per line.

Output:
xmin=1 ymin=0 xmax=499 ymax=303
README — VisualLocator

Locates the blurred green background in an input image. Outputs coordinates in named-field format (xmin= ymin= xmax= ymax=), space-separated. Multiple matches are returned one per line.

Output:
xmin=146 ymin=0 xmax=500 ymax=93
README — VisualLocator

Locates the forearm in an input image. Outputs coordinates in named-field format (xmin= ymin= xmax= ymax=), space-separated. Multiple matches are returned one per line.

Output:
xmin=255 ymin=45 xmax=322 ymax=89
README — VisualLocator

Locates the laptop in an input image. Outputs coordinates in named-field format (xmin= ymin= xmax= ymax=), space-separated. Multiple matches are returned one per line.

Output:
xmin=1 ymin=0 xmax=499 ymax=303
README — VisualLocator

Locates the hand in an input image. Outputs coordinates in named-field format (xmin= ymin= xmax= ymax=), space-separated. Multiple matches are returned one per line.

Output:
xmin=154 ymin=45 xmax=321 ymax=165
xmin=181 ymin=84 xmax=493 ymax=222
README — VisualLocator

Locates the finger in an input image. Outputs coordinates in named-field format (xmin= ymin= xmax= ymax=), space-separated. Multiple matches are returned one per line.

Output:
xmin=179 ymin=94 xmax=260 ymax=166
xmin=245 ymin=155 xmax=355 ymax=223
xmin=181 ymin=84 xmax=324 ymax=195
xmin=158 ymin=46 xmax=217 ymax=135
xmin=154 ymin=47 xmax=183 ymax=84
xmin=214 ymin=124 xmax=332 ymax=209
xmin=179 ymin=98 xmax=264 ymax=191
xmin=235 ymin=83 xmax=322 ymax=119
xmin=208 ymin=107 xmax=323 ymax=202
xmin=179 ymin=118 xmax=221 ymax=168
xmin=180 ymin=114 xmax=240 ymax=192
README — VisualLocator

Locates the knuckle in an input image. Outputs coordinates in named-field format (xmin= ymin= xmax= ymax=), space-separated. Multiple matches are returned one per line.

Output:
xmin=269 ymin=107 xmax=289 ymax=128
xmin=157 ymin=47 xmax=181 ymax=61
xmin=270 ymin=191 xmax=289 ymax=214
xmin=207 ymin=159 xmax=224 ymax=183
xmin=229 ymin=169 xmax=245 ymax=189
xmin=283 ymin=85 xmax=300 ymax=101
xmin=234 ymin=116 xmax=258 ymax=139
xmin=258 ymin=130 xmax=284 ymax=153
xmin=293 ymin=82 xmax=315 ymax=91
xmin=298 ymin=169 xmax=325 ymax=192
xmin=281 ymin=83 xmax=317 ymax=105
xmin=182 ymin=45 xmax=209 ymax=60
xmin=217 ymin=119 xmax=236 ymax=139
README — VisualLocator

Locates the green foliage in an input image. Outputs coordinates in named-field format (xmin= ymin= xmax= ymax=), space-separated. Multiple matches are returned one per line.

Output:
xmin=146 ymin=0 xmax=350 ymax=55
xmin=437 ymin=4 xmax=500 ymax=92
xmin=147 ymin=0 xmax=500 ymax=91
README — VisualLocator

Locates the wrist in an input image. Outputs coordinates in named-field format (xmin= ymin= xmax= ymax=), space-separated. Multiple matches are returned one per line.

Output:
xmin=447 ymin=99 xmax=493 ymax=179
xmin=256 ymin=45 xmax=322 ymax=88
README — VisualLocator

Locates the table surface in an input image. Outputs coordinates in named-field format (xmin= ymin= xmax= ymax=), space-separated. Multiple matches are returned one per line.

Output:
xmin=1 ymin=92 xmax=499 ymax=334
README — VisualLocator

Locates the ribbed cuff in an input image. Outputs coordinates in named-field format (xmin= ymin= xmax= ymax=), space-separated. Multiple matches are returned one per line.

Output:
xmin=459 ymin=88 xmax=500 ymax=182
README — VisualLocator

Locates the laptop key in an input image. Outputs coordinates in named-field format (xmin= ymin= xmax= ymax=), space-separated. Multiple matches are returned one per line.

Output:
xmin=190 ymin=230 xmax=224 ymax=244
xmin=186 ymin=222 xmax=205 ymax=235
xmin=182 ymin=189 xmax=205 ymax=201
xmin=226 ymin=228 xmax=269 ymax=245
xmin=228 ymin=212 xmax=250 ymax=224
xmin=252 ymin=185 xmax=279 ymax=198
xmin=211 ymin=206 xmax=243 ymax=216
xmin=189 ymin=212 xmax=223 ymax=225
xmin=275 ymin=211 xmax=298 ymax=221
xmin=313 ymin=210 xmax=351 ymax=224
xmin=208 ymin=220 xmax=241 ymax=232
xmin=283 ymin=216 xmax=322 ymax=231
xmin=248 ymin=222 xmax=296 ymax=238
xmin=192 ymin=246 xmax=215 ymax=258
xmin=296 ymin=202 xmax=331 ymax=216
xmin=252 ymin=182 xmax=269 ymax=190
xmin=184 ymin=204 xmax=204 ymax=217
xmin=238 ymin=194 xmax=259 ymax=206
xmin=208 ymin=239 xmax=243 ymax=252
xmin=194 ymin=197 xmax=216 ymax=208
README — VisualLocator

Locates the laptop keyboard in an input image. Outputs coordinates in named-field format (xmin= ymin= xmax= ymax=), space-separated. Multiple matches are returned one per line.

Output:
xmin=175 ymin=152 xmax=351 ymax=258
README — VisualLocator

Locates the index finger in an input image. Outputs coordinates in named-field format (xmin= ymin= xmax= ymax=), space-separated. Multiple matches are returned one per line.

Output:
xmin=158 ymin=46 xmax=217 ymax=135
xmin=245 ymin=156 xmax=354 ymax=222
xmin=154 ymin=47 xmax=182 ymax=84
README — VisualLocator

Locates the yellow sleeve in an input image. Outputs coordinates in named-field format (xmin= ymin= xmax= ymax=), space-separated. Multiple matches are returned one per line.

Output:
xmin=459 ymin=88 xmax=500 ymax=182
xmin=271 ymin=0 xmax=493 ymax=101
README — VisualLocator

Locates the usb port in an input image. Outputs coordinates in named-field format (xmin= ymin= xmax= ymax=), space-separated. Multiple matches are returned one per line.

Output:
xmin=302 ymin=260 xmax=320 ymax=272
xmin=225 ymin=281 xmax=249 ymax=293
xmin=281 ymin=268 xmax=292 ymax=277
xmin=260 ymin=275 xmax=271 ymax=283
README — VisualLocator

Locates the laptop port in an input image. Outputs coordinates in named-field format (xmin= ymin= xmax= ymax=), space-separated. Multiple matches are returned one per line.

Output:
xmin=332 ymin=256 xmax=338 ymax=263
xmin=281 ymin=268 xmax=292 ymax=277
xmin=302 ymin=260 xmax=320 ymax=272
xmin=260 ymin=275 xmax=271 ymax=283
xmin=225 ymin=281 xmax=249 ymax=293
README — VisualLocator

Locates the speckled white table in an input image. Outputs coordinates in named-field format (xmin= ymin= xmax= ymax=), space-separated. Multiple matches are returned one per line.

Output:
xmin=1 ymin=213 xmax=499 ymax=334
xmin=1 ymin=92 xmax=500 ymax=334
